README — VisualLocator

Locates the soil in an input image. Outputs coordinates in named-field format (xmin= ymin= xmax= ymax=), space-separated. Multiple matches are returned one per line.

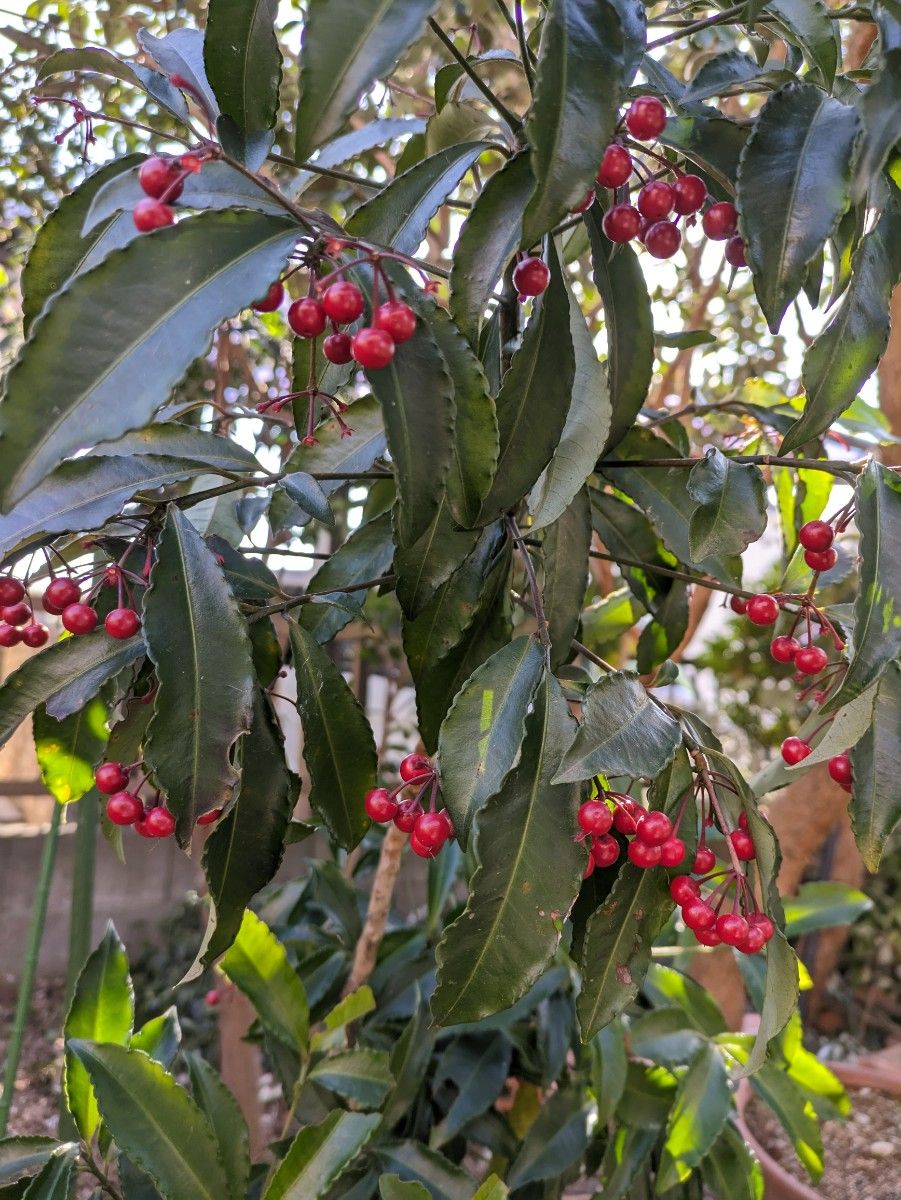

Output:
xmin=0 ymin=979 xmax=65 ymax=1137
xmin=745 ymin=1086 xmax=901 ymax=1200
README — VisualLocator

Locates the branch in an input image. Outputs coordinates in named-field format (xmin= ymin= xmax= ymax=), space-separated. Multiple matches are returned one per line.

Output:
xmin=247 ymin=573 xmax=396 ymax=623
xmin=586 ymin=548 xmax=752 ymax=599
xmin=599 ymin=453 xmax=870 ymax=478
xmin=341 ymin=823 xmax=407 ymax=998
xmin=646 ymin=3 xmax=747 ymax=48
xmin=427 ymin=17 xmax=523 ymax=133
xmin=507 ymin=516 xmax=551 ymax=651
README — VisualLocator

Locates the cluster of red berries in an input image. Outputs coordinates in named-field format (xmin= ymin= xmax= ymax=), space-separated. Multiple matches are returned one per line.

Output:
xmin=95 ymin=759 xmax=223 ymax=838
xmin=578 ymin=791 xmax=688 ymax=874
xmin=364 ymin=753 xmax=455 ymax=859
xmin=0 ymin=570 xmax=142 ymax=652
xmin=132 ymin=151 xmax=207 ymax=232
xmin=670 ymin=852 xmax=775 ymax=955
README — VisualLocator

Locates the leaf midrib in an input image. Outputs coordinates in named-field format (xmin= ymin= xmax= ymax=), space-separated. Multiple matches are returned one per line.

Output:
xmin=580 ymin=872 xmax=653 ymax=1030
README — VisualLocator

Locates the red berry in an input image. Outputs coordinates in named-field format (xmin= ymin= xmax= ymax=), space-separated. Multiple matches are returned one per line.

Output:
xmin=725 ymin=237 xmax=747 ymax=268
xmin=142 ymin=807 xmax=176 ymax=838
xmin=637 ymin=181 xmax=675 ymax=220
xmin=413 ymin=811 xmax=450 ymax=850
xmin=21 ymin=622 xmax=49 ymax=648
xmin=105 ymin=608 xmax=140 ymax=639
xmin=771 ymin=636 xmax=801 ymax=664
xmin=670 ymin=875 xmax=700 ymax=905
xmin=197 ymin=807 xmax=223 ymax=826
xmin=799 ymin=520 xmax=834 ymax=552
xmin=323 ymin=332 xmax=353 ymax=364
xmin=0 ymin=622 xmax=21 ymax=647
xmin=692 ymin=846 xmax=716 ymax=874
xmin=748 ymin=912 xmax=775 ymax=943
xmin=43 ymin=577 xmax=80 ymax=611
xmin=205 ymin=989 xmax=221 ymax=1007
xmin=578 ymin=800 xmax=613 ymax=836
xmin=0 ymin=577 xmax=25 ymax=606
xmin=409 ymin=828 xmax=439 ymax=858
xmin=570 ymin=189 xmax=595 ymax=214
xmin=625 ymin=95 xmax=666 ymax=140
xmin=399 ymin=753 xmax=432 ymax=782
xmin=583 ymin=858 xmax=596 ymax=879
xmin=321 ymin=281 xmax=365 ymax=324
xmin=781 ymin=737 xmax=812 ymax=765
xmin=695 ymin=928 xmax=722 ymax=947
xmin=644 ymin=221 xmax=681 ymax=259
xmin=512 ymin=257 xmax=550 ymax=297
xmin=827 ymin=752 xmax=852 ymax=790
xmin=133 ymin=198 xmax=175 ymax=232
xmin=288 ymin=298 xmax=327 ymax=338
xmin=636 ymin=811 xmax=673 ymax=846
xmin=439 ymin=810 xmax=455 ymax=841
xmin=596 ymin=144 xmax=632 ymax=188
xmin=738 ymin=925 xmax=767 ymax=955
xmin=352 ymin=327 xmax=395 ymax=369
xmin=804 ymin=547 xmax=837 ymax=572
xmin=2 ymin=602 xmax=31 ymax=626
xmin=613 ymin=805 xmax=638 ymax=835
xmin=715 ymin=913 xmax=749 ymax=946
xmin=591 ymin=834 xmax=620 ymax=867
xmin=252 ymin=281 xmax=284 ymax=312
xmin=729 ymin=595 xmax=748 ymax=615
xmin=179 ymin=153 xmax=203 ymax=173
xmin=62 ymin=604 xmax=98 ymax=635
xmin=602 ymin=203 xmax=642 ymax=243
xmin=106 ymin=791 xmax=143 ymax=826
xmin=659 ymin=837 xmax=686 ymax=867
xmin=393 ymin=806 xmax=419 ymax=833
xmin=138 ymin=156 xmax=184 ymax=201
xmin=95 ymin=762 xmax=129 ymax=794
xmin=683 ymin=900 xmax=716 ymax=930
xmin=746 ymin=594 xmax=780 ymax=626
xmin=795 ymin=645 xmax=828 ymax=676
xmin=375 ymin=300 xmax=417 ymax=344
xmin=738 ymin=811 xmax=750 ymax=831
xmin=702 ymin=202 xmax=738 ymax=240
xmin=365 ymin=787 xmax=397 ymax=822
xmin=628 ymin=839 xmax=661 ymax=868
xmin=673 ymin=174 xmax=706 ymax=215
xmin=729 ymin=829 xmax=756 ymax=861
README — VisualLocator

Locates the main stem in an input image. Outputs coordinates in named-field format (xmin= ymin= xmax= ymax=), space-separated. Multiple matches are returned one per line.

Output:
xmin=507 ymin=517 xmax=551 ymax=651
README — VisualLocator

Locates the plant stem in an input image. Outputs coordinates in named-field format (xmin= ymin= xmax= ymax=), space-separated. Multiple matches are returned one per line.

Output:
xmin=341 ymin=823 xmax=407 ymax=1001
xmin=81 ymin=1150 xmax=125 ymax=1200
xmin=248 ymin=573 xmax=396 ymax=622
xmin=427 ymin=17 xmax=523 ymax=132
xmin=599 ymin=453 xmax=868 ymax=478
xmin=0 ymin=803 xmax=63 ymax=1137
xmin=586 ymin=548 xmax=752 ymax=599
xmin=646 ymin=3 xmax=747 ymax=48
xmin=268 ymin=152 xmax=382 ymax=190
xmin=507 ymin=517 xmax=551 ymax=651
xmin=571 ymin=638 xmax=615 ymax=673
xmin=514 ymin=2 xmax=536 ymax=90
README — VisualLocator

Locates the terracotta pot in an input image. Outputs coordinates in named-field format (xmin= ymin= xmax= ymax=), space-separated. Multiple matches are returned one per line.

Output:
xmin=736 ymin=1055 xmax=901 ymax=1200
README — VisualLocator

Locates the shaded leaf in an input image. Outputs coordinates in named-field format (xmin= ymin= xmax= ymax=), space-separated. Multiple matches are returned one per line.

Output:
xmin=370 ymin=1143 xmax=471 ymax=1200
xmin=763 ymin=0 xmax=839 ymax=87
xmin=36 ymin=46 xmax=189 ymax=121
xmin=395 ymin=499 xmax=479 ymax=620
xmin=643 ymin=962 xmax=726 ymax=1036
xmin=506 ymin=1088 xmax=592 ymax=1189
xmin=704 ymin=1121 xmax=764 ymax=1200
xmin=0 ymin=1140 xmax=58 ymax=1188
xmin=283 ymin=397 xmax=387 ymax=495
xmin=782 ymin=880 xmax=872 ymax=938
xmin=850 ymin=662 xmax=901 ymax=871
xmin=687 ymin=448 xmax=767 ymax=560
xmin=595 ymin=1126 xmax=657 ymax=1200
xmin=590 ymin=1021 xmax=628 ymax=1125
xmin=543 ymin=487 xmax=591 ymax=669
xmin=219 ymin=909 xmax=309 ymax=1053
xmin=380 ymin=1178 xmax=430 ymax=1200
xmin=19 ymin=1146 xmax=78 ymax=1200
xmin=184 ymin=1054 xmax=249 ymax=1200
xmin=204 ymin=0 xmax=281 ymax=136
xmin=309 ymin=1049 xmax=394 ymax=1109
xmin=137 ymin=27 xmax=219 ymax=117
xmin=750 ymin=1064 xmax=823 ymax=1180
xmin=130 ymin=1009 xmax=180 ymax=1067
xmin=279 ymin=472 xmax=335 ymax=528
xmin=301 ymin=511 xmax=395 ymax=643
xmin=684 ymin=50 xmax=771 ymax=102
xmin=265 ymin=1112 xmax=380 ymax=1200
xmin=430 ymin=1035 xmax=512 ymax=1147
xmin=852 ymin=49 xmax=901 ymax=201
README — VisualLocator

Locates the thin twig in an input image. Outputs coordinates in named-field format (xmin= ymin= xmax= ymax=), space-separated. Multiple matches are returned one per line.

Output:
xmin=248 ymin=573 xmax=395 ymax=622
xmin=507 ymin=516 xmax=551 ymax=651
xmin=427 ymin=17 xmax=523 ymax=132
xmin=647 ymin=3 xmax=747 ymax=49
xmin=514 ymin=2 xmax=536 ymax=90
xmin=599 ymin=453 xmax=869 ymax=478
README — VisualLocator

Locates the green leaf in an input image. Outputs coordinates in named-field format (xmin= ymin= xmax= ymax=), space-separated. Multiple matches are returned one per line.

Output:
xmin=0 ymin=1140 xmax=58 ymax=1188
xmin=63 ymin=923 xmax=133 ymax=1141
xmin=522 ymin=0 xmax=631 ymax=245
xmin=476 ymin=243 xmax=575 ymax=524
xmin=282 ymin=397 xmax=386 ymax=495
xmin=137 ymin=27 xmax=219 ymax=116
xmin=750 ymin=1064 xmax=823 ymax=1180
xmin=32 ymin=698 xmax=107 ymax=806
xmin=19 ymin=1146 xmax=78 ymax=1200
xmin=704 ymin=1122 xmax=764 ymax=1200
xmin=450 ymin=151 xmax=535 ymax=345
xmin=295 ymin=0 xmax=436 ymax=161
xmin=68 ymin=1042 xmax=230 ymax=1200
xmin=265 ymin=1112 xmax=380 ymax=1199
xmin=130 ymin=1010 xmax=180 ymax=1067
xmin=595 ymin=1126 xmax=657 ymax=1200
xmin=322 ymin=986 xmax=376 ymax=1033
xmin=185 ymin=1053 xmax=250 ymax=1200
xmin=683 ymin=49 xmax=772 ymax=102
xmin=643 ymin=963 xmax=726 ymax=1036
xmin=590 ymin=1021 xmax=628 ymax=1125
xmin=737 ymin=83 xmax=859 ymax=332
xmin=0 ymin=634 xmax=144 ymax=749
xmin=381 ymin=992 xmax=434 ymax=1130
xmin=143 ymin=506 xmax=254 ymax=844
xmin=628 ymin=1007 xmax=704 ymax=1069
xmin=430 ymin=1035 xmax=512 ymax=1147
xmin=576 ymin=865 xmax=673 ymax=1039
xmin=219 ymin=909 xmax=309 ymax=1054
xmin=763 ymin=0 xmax=839 ymax=87
xmin=204 ymin=0 xmax=281 ymax=136
xmin=852 ymin=49 xmax=901 ymax=202
xmin=309 ymin=1049 xmax=394 ymax=1109
xmin=189 ymin=691 xmax=296 ymax=974
xmin=379 ymin=1178 xmax=430 ymax=1200
xmin=93 ymin=425 xmax=261 ymax=472
xmin=0 ymin=210 xmax=298 ymax=510
xmin=288 ymin=620 xmax=376 ymax=848
xmin=395 ymin=499 xmax=479 ymax=619
xmin=782 ymin=880 xmax=872 ymax=938
xmin=370 ymin=1143 xmax=471 ymax=1200
xmin=279 ymin=472 xmax=335 ymax=528
xmin=850 ymin=661 xmax=901 ymax=871
xmin=506 ymin=1088 xmax=592 ymax=1189
xmin=543 ymin=487 xmax=591 ymax=670
xmin=437 ymin=635 xmax=546 ymax=846
xmin=659 ymin=111 xmax=748 ymax=198
xmin=585 ymin=209 xmax=653 ymax=454
xmin=301 ymin=511 xmax=395 ymax=643
xmin=553 ymin=670 xmax=681 ymax=784
xmin=432 ymin=676 xmax=584 ymax=1025
xmin=657 ymin=1044 xmax=731 ymax=1190
xmin=36 ymin=46 xmax=190 ymax=121
xmin=687 ymin=448 xmax=767 ymax=560
xmin=471 ymin=1177 xmax=507 ymax=1200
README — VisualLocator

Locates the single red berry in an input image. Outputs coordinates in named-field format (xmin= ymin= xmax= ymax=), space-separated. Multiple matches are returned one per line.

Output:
xmin=138 ymin=156 xmax=184 ymax=201
xmin=795 ymin=645 xmax=828 ymax=676
xmin=205 ymin=989 xmax=221 ymax=1007
xmin=738 ymin=811 xmax=750 ymax=831
xmin=628 ymin=839 xmax=661 ymax=868
xmin=827 ymin=752 xmax=853 ymax=790
xmin=596 ymin=144 xmax=632 ymax=188
xmin=105 ymin=608 xmax=140 ymax=639
xmin=716 ymin=913 xmax=749 ymax=946
xmin=781 ymin=737 xmax=812 ymax=765
xmin=399 ymin=753 xmax=432 ymax=782
xmin=439 ymin=810 xmax=455 ymax=841
xmin=252 ymin=281 xmax=284 ymax=312
xmin=644 ymin=220 xmax=681 ymax=259
xmin=143 ymin=807 xmax=176 ymax=838
xmin=729 ymin=829 xmax=756 ymax=861
xmin=748 ymin=912 xmax=775 ymax=943
xmin=729 ymin=595 xmax=748 ymax=615
xmin=583 ymin=858 xmax=595 ymax=879
xmin=659 ymin=837 xmax=686 ymax=867
xmin=746 ymin=594 xmax=780 ymax=626
xmin=393 ymin=806 xmax=419 ymax=833
xmin=683 ymin=900 xmax=716 ymax=930
xmin=133 ymin=198 xmax=175 ymax=232
xmin=62 ymin=604 xmax=98 ymax=635
xmin=95 ymin=762 xmax=129 ymax=794
xmin=578 ymin=800 xmax=613 ymax=836
xmin=670 ymin=875 xmax=699 ymax=905
xmin=2 ymin=602 xmax=31 ymax=627
xmin=602 ymin=203 xmax=642 ymax=243
xmin=738 ymin=925 xmax=767 ymax=955
xmin=512 ymin=257 xmax=550 ymax=296
xmin=725 ymin=237 xmax=747 ymax=268
xmin=636 ymin=811 xmax=673 ymax=846
xmin=612 ymin=805 xmax=638 ymax=835
xmin=637 ymin=181 xmax=675 ymax=220
xmin=0 ymin=577 xmax=25 ymax=606
xmin=288 ymin=298 xmax=327 ymax=338
xmin=21 ymin=622 xmax=49 ymax=648
xmin=702 ymin=202 xmax=738 ymax=240
xmin=591 ymin=834 xmax=621 ymax=867
xmin=409 ymin=828 xmax=439 ymax=858
xmin=375 ymin=300 xmax=417 ymax=344
xmin=0 ymin=622 xmax=21 ymax=647
xmin=365 ymin=787 xmax=397 ymax=822
xmin=799 ymin=520 xmax=834 ymax=552
xmin=352 ymin=327 xmax=395 ymax=369
xmin=322 ymin=281 xmax=365 ymax=324
xmin=695 ymin=928 xmax=722 ymax=947
xmin=323 ymin=332 xmax=353 ymax=364
xmin=413 ymin=811 xmax=450 ymax=850
xmin=179 ymin=153 xmax=203 ymax=173
xmin=771 ymin=635 xmax=801 ymax=664
xmin=625 ymin=95 xmax=667 ymax=140
xmin=107 ymin=791 xmax=143 ymax=825
xmin=804 ymin=547 xmax=838 ymax=572
xmin=692 ymin=846 xmax=716 ymax=874
xmin=197 ymin=807 xmax=223 ymax=826
xmin=570 ymin=189 xmax=595 ymax=214
xmin=43 ymin=577 xmax=80 ymax=611
xmin=673 ymin=174 xmax=707 ymax=215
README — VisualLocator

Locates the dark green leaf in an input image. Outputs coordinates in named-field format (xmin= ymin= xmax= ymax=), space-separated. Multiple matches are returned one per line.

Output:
xmin=204 ymin=0 xmax=281 ymax=136
xmin=143 ymin=506 xmax=254 ymax=844
xmin=763 ymin=0 xmax=838 ymax=86
xmin=543 ymin=487 xmax=591 ymax=669
xmin=852 ymin=49 xmax=901 ymax=201
xmin=309 ymin=1049 xmax=394 ymax=1109
xmin=370 ymin=1144 xmax=471 ymax=1200
xmin=265 ymin=1112 xmax=381 ymax=1199
xmin=301 ymin=511 xmax=395 ymax=643
xmin=704 ymin=1122 xmax=764 ymax=1200
xmin=183 ymin=1060 xmax=248 ymax=1200
xmin=737 ymin=83 xmax=859 ymax=332
xmin=628 ymin=1007 xmax=703 ymax=1068
xmin=595 ymin=1126 xmax=657 ymax=1200
xmin=283 ymin=397 xmax=386 ymax=495
xmin=657 ymin=1044 xmax=731 ymax=1190
xmin=655 ymin=329 xmax=717 ymax=349
xmin=686 ymin=448 xmax=767 ymax=560
xmin=33 ymin=698 xmax=107 ymax=806
xmin=379 ymin=1178 xmax=430 ymax=1200
xmin=750 ymin=1064 xmax=823 ymax=1180
xmin=506 ymin=1088 xmax=592 ymax=1189
xmin=0 ymin=1141 xmax=58 ymax=1188
xmin=279 ymin=472 xmax=335 ymax=528
xmin=850 ymin=662 xmax=901 ymax=871
xmin=130 ymin=1009 xmax=180 ymax=1067
xmin=395 ymin=498 xmax=479 ymax=619
xmin=19 ymin=1146 xmax=78 ymax=1200
xmin=92 ymin=425 xmax=261 ymax=472
xmin=137 ymin=27 xmax=220 ymax=118
xmin=381 ymin=992 xmax=434 ymax=1131
xmin=430 ymin=1035 xmax=512 ymax=1147
xmin=590 ymin=1021 xmax=628 ymax=1125
xmin=659 ymin=111 xmax=748 ymax=197
xmin=288 ymin=620 xmax=376 ymax=848
xmin=683 ymin=50 xmax=771 ymax=102
xmin=36 ymin=47 xmax=190 ymax=122
xmin=220 ymin=909 xmax=309 ymax=1053
xmin=643 ymin=962 xmax=726 ymax=1036
xmin=782 ymin=880 xmax=872 ymax=938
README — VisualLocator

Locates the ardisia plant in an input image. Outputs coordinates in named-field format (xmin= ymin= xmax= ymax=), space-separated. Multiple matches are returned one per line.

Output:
xmin=0 ymin=0 xmax=899 ymax=1194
